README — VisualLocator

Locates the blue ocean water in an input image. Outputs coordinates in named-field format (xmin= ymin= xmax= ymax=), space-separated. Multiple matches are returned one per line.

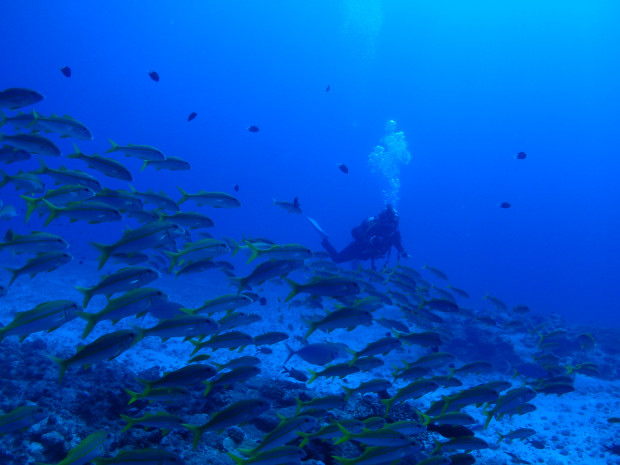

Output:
xmin=1 ymin=3 xmax=620 ymax=465
xmin=2 ymin=1 xmax=618 ymax=327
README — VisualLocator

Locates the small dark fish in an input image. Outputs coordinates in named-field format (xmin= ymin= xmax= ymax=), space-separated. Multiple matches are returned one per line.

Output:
xmin=258 ymin=347 xmax=273 ymax=354
xmin=148 ymin=71 xmax=160 ymax=82
xmin=283 ymin=366 xmax=309 ymax=382
xmin=60 ymin=66 xmax=71 ymax=77
xmin=338 ymin=164 xmax=348 ymax=174
xmin=326 ymin=85 xmax=330 ymax=92
xmin=500 ymin=202 xmax=511 ymax=209
xmin=233 ymin=184 xmax=239 ymax=192
xmin=516 ymin=152 xmax=527 ymax=159
xmin=259 ymin=297 xmax=267 ymax=305
xmin=248 ymin=125 xmax=260 ymax=133
xmin=187 ymin=112 xmax=198 ymax=122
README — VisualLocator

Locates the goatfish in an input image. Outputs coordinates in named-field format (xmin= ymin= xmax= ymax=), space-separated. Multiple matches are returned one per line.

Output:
xmin=182 ymin=398 xmax=270 ymax=448
xmin=130 ymin=187 xmax=179 ymax=211
xmin=50 ymin=430 xmax=110 ymax=465
xmin=30 ymin=112 xmax=93 ymax=140
xmin=0 ymin=170 xmax=45 ymax=194
xmin=78 ymin=287 xmax=167 ymax=339
xmin=105 ymin=139 xmax=165 ymax=160
xmin=93 ymin=449 xmax=182 ymax=465
xmin=0 ymin=132 xmax=60 ymax=156
xmin=238 ymin=416 xmax=317 ymax=456
xmin=177 ymin=187 xmax=241 ymax=208
xmin=21 ymin=185 xmax=95 ymax=221
xmin=134 ymin=314 xmax=219 ymax=343
xmin=183 ymin=294 xmax=253 ymax=316
xmin=284 ymin=276 xmax=361 ymax=302
xmin=5 ymin=252 xmax=72 ymax=286
xmin=302 ymin=307 xmax=373 ymax=340
xmin=0 ymin=146 xmax=30 ymax=164
xmin=49 ymin=330 xmax=138 ymax=382
xmin=334 ymin=444 xmax=420 ymax=465
xmin=34 ymin=159 xmax=102 ymax=191
xmin=42 ymin=199 xmax=122 ymax=226
xmin=165 ymin=238 xmax=230 ymax=271
xmin=0 ymin=87 xmax=44 ymax=110
xmin=0 ymin=300 xmax=79 ymax=343
xmin=231 ymin=259 xmax=303 ymax=293
xmin=120 ymin=411 xmax=185 ymax=436
xmin=0 ymin=405 xmax=47 ymax=434
xmin=245 ymin=242 xmax=312 ymax=264
xmin=142 ymin=156 xmax=191 ymax=171
xmin=0 ymin=229 xmax=68 ymax=255
xmin=91 ymin=221 xmax=183 ymax=269
xmin=76 ymin=266 xmax=159 ymax=307
xmin=67 ymin=145 xmax=133 ymax=181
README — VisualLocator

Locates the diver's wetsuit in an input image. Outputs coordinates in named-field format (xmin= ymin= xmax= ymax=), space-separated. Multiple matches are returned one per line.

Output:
xmin=321 ymin=214 xmax=406 ymax=268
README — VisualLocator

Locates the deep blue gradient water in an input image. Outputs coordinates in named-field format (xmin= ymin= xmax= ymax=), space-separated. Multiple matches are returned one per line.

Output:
xmin=2 ymin=1 xmax=619 ymax=327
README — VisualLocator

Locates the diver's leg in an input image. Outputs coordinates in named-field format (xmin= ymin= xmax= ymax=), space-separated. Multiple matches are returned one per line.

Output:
xmin=321 ymin=239 xmax=361 ymax=263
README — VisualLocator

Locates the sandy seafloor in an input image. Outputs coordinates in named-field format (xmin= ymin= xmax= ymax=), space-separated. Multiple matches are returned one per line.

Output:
xmin=1 ymin=253 xmax=619 ymax=465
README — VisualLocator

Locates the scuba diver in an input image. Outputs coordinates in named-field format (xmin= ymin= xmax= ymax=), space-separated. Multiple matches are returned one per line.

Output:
xmin=307 ymin=204 xmax=409 ymax=270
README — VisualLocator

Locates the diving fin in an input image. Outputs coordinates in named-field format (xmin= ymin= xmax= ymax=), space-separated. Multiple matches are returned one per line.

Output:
xmin=306 ymin=216 xmax=329 ymax=238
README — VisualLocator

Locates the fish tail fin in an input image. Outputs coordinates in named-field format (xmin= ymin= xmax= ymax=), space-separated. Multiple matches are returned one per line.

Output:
xmin=381 ymin=398 xmax=393 ymax=414
xmin=226 ymin=237 xmax=241 ymax=257
xmin=20 ymin=195 xmax=40 ymax=223
xmin=418 ymin=410 xmax=432 ymax=426
xmin=565 ymin=365 xmax=574 ymax=375
xmin=90 ymin=241 xmax=112 ymax=270
xmin=105 ymin=138 xmax=119 ymax=153
xmin=5 ymin=267 xmax=19 ymax=286
xmin=33 ymin=157 xmax=48 ymax=175
xmin=136 ymin=378 xmax=153 ymax=396
xmin=123 ymin=388 xmax=141 ymax=404
xmin=119 ymin=414 xmax=135 ymax=432
xmin=188 ymin=339 xmax=202 ymax=356
xmin=228 ymin=276 xmax=246 ymax=295
xmin=0 ymin=170 xmax=9 ymax=189
xmin=66 ymin=143 xmax=81 ymax=158
xmin=341 ymin=386 xmax=355 ymax=401
xmin=77 ymin=311 xmax=97 ymax=339
xmin=297 ymin=432 xmax=311 ymax=448
xmin=246 ymin=242 xmax=260 ymax=264
xmin=301 ymin=318 xmax=317 ymax=340
xmin=202 ymin=381 xmax=213 ymax=397
xmin=140 ymin=160 xmax=148 ymax=172
xmin=333 ymin=423 xmax=351 ymax=445
xmin=164 ymin=250 xmax=179 ymax=272
xmin=75 ymin=285 xmax=93 ymax=307
xmin=182 ymin=423 xmax=204 ymax=449
xmin=483 ymin=410 xmax=494 ymax=429
xmin=307 ymin=369 xmax=318 ymax=384
xmin=177 ymin=186 xmax=189 ymax=204
xmin=41 ymin=199 xmax=60 ymax=227
xmin=47 ymin=354 xmax=69 ymax=383
xmin=496 ymin=432 xmax=504 ymax=443
xmin=284 ymin=277 xmax=301 ymax=303
xmin=283 ymin=344 xmax=296 ymax=364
